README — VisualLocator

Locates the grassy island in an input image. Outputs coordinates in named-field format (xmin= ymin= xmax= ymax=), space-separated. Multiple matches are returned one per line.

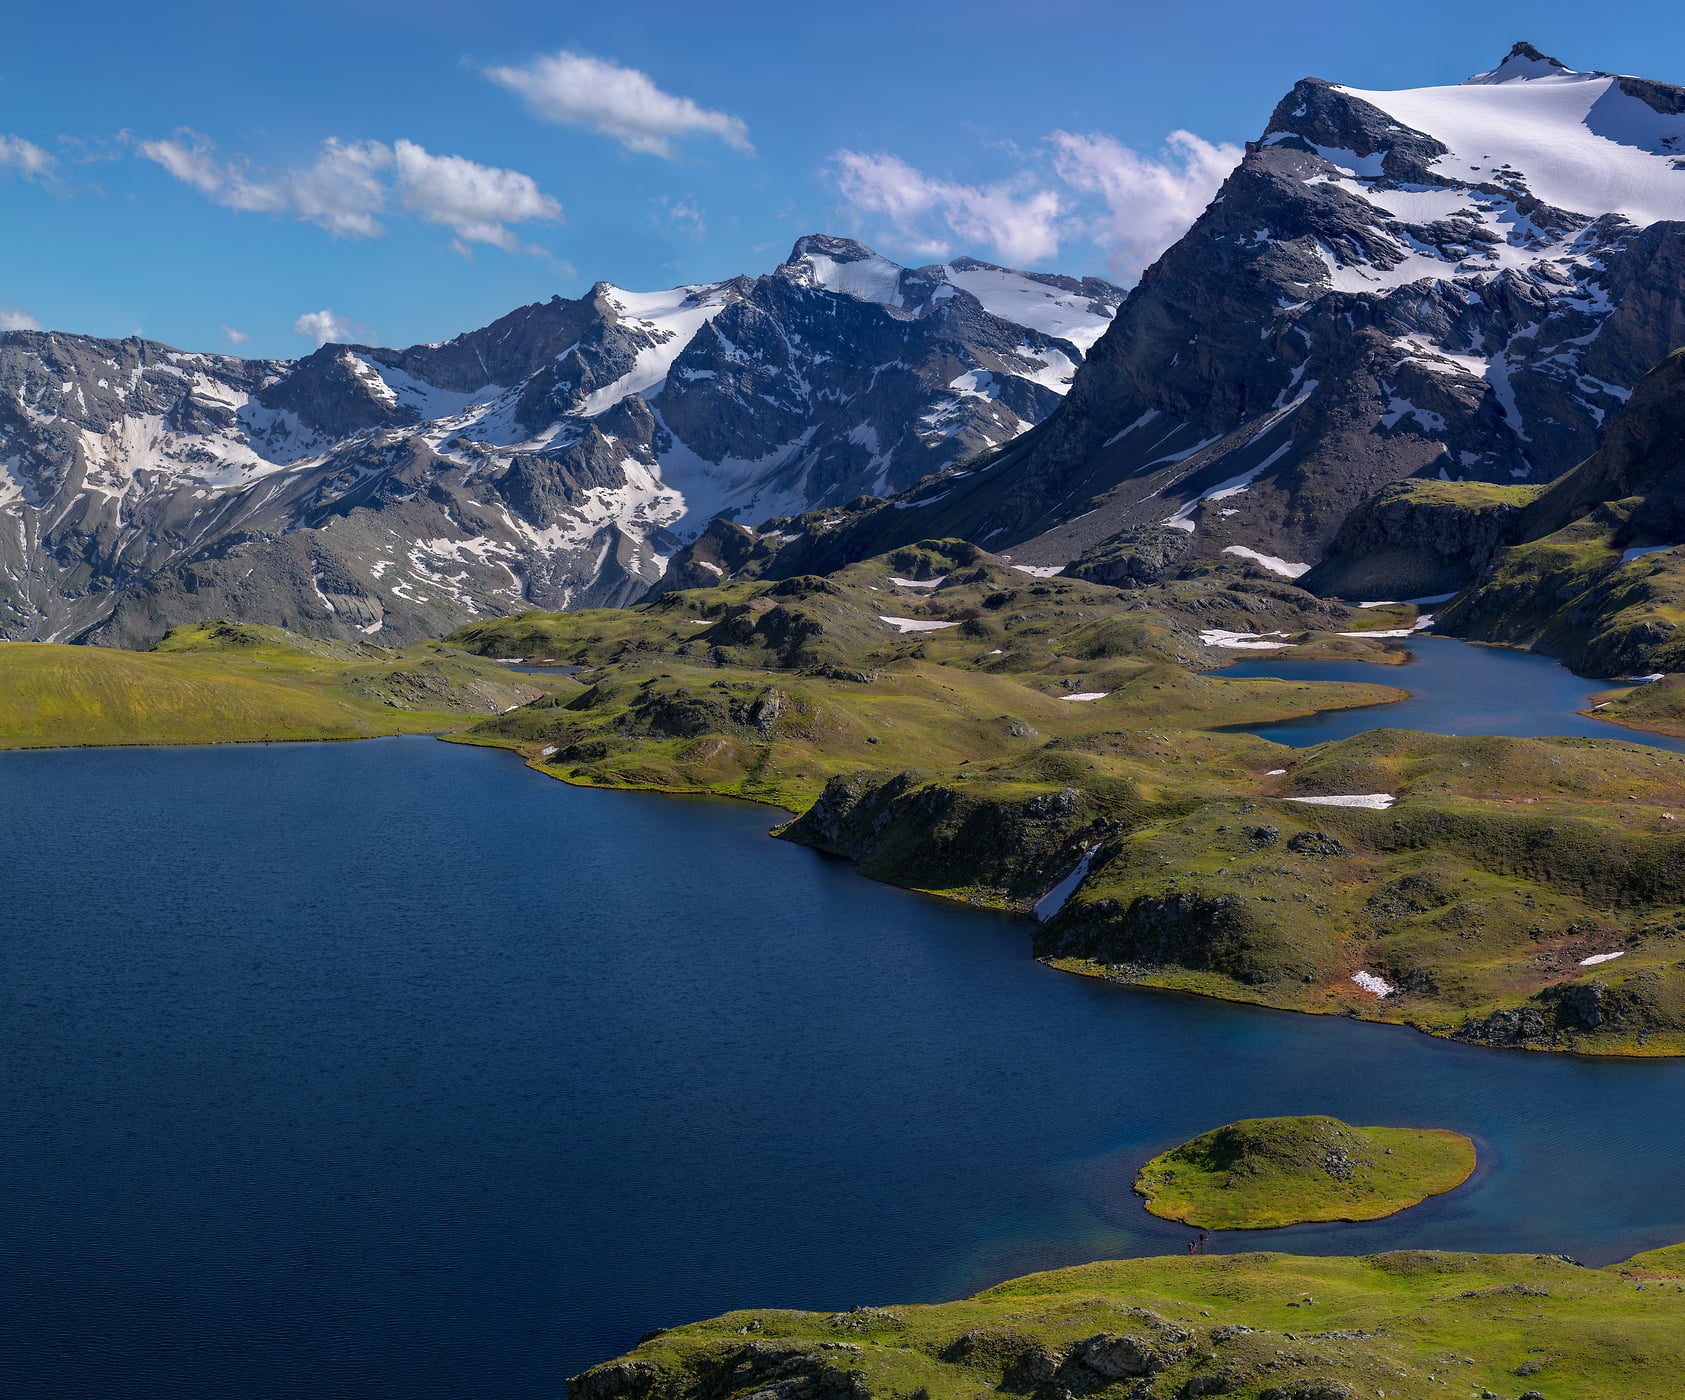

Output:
xmin=1133 ymin=1115 xmax=1476 ymax=1229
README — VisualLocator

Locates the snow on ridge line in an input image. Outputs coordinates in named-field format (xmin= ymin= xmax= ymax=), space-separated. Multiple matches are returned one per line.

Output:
xmin=794 ymin=247 xmax=1119 ymax=351
xmin=798 ymin=249 xmax=907 ymax=307
xmin=940 ymin=264 xmax=1117 ymax=351
xmin=583 ymin=283 xmax=738 ymax=416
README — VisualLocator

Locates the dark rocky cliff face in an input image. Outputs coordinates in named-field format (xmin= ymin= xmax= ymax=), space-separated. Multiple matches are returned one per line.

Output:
xmin=1300 ymin=481 xmax=1534 ymax=600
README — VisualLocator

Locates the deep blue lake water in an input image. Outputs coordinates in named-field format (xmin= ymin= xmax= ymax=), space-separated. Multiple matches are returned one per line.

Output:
xmin=1218 ymin=633 xmax=1685 ymax=751
xmin=4 ymin=726 xmax=1685 ymax=1396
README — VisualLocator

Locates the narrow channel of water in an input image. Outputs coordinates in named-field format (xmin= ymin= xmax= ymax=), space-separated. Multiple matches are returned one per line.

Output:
xmin=4 ymin=736 xmax=1685 ymax=1396
xmin=1216 ymin=634 xmax=1685 ymax=751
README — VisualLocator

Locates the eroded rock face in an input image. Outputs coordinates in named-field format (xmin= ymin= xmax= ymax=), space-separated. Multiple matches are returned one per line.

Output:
xmin=1039 ymin=890 xmax=1280 ymax=985
xmin=1075 ymin=1328 xmax=1190 ymax=1378
xmin=1455 ymin=973 xmax=1675 ymax=1047
xmin=1300 ymin=481 xmax=1529 ymax=600
xmin=785 ymin=772 xmax=1110 ymax=906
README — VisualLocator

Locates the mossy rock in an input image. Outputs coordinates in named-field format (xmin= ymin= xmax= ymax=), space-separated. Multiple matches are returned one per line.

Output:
xmin=1134 ymin=1115 xmax=1475 ymax=1229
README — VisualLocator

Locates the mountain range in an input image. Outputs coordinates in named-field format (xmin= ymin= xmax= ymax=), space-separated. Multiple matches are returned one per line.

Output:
xmin=7 ymin=43 xmax=1685 ymax=655
xmin=0 ymin=236 xmax=1120 ymax=645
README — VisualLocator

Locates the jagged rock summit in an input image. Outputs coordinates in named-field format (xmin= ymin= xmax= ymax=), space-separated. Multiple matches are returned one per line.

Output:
xmin=784 ymin=44 xmax=1685 ymax=590
xmin=0 ymin=239 xmax=1121 ymax=646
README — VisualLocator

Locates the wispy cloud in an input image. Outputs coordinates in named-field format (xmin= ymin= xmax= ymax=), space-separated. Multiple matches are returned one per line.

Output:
xmin=829 ymin=129 xmax=1241 ymax=278
xmin=137 ymin=132 xmax=562 ymax=250
xmin=1050 ymin=130 xmax=1242 ymax=278
xmin=221 ymin=323 xmax=249 ymax=346
xmin=0 ymin=307 xmax=42 ymax=332
xmin=485 ymin=50 xmax=752 ymax=160
xmin=655 ymin=194 xmax=707 ymax=240
xmin=833 ymin=152 xmax=1062 ymax=266
xmin=392 ymin=140 xmax=562 ymax=252
xmin=292 ymin=309 xmax=369 ymax=348
xmin=0 ymin=134 xmax=55 ymax=181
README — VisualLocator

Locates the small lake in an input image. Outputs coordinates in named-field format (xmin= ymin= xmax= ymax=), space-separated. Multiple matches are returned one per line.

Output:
xmin=5 ymin=737 xmax=1685 ymax=1397
xmin=1217 ymin=633 xmax=1685 ymax=751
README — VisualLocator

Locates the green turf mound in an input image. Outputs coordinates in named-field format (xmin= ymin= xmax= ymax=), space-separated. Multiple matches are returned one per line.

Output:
xmin=1134 ymin=1115 xmax=1476 ymax=1229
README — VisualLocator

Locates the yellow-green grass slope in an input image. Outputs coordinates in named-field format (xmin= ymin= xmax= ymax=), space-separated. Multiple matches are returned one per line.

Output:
xmin=1594 ymin=673 xmax=1685 ymax=739
xmin=0 ymin=621 xmax=555 ymax=749
xmin=1133 ymin=1116 xmax=1476 ymax=1229
xmin=573 ymin=1244 xmax=1685 ymax=1400
xmin=450 ymin=546 xmax=1403 ymax=815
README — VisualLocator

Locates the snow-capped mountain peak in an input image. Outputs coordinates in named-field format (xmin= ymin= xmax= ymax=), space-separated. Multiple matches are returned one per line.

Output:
xmin=1466 ymin=41 xmax=1579 ymax=86
xmin=1337 ymin=51 xmax=1685 ymax=230
xmin=855 ymin=47 xmax=1685 ymax=589
xmin=785 ymin=235 xmax=910 ymax=307
xmin=781 ymin=235 xmax=1123 ymax=350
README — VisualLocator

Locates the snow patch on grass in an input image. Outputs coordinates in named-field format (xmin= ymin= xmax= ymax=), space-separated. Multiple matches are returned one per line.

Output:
xmin=1288 ymin=793 xmax=1396 ymax=809
xmin=1201 ymin=628 xmax=1294 ymax=650
xmin=879 ymin=616 xmax=957 ymax=633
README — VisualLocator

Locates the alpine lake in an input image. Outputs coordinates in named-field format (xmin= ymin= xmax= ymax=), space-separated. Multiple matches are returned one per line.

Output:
xmin=3 ymin=637 xmax=1683 ymax=1396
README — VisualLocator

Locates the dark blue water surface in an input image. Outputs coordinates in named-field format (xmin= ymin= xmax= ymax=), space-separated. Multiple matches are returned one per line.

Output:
xmin=5 ymin=733 xmax=1685 ymax=1397
xmin=1218 ymin=633 xmax=1685 ymax=751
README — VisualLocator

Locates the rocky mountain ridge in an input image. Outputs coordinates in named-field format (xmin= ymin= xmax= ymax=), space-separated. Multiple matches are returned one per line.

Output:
xmin=719 ymin=44 xmax=1685 ymax=594
xmin=0 ymin=236 xmax=1120 ymax=646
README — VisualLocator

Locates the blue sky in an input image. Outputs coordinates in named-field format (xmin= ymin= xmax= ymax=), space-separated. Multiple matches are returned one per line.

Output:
xmin=3 ymin=0 xmax=1681 ymax=358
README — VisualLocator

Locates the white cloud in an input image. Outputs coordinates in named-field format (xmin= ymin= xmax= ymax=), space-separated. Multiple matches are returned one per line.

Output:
xmin=231 ymin=138 xmax=391 ymax=238
xmin=135 ymin=131 xmax=223 ymax=193
xmin=392 ymin=140 xmax=562 ymax=250
xmin=292 ymin=309 xmax=366 ymax=348
xmin=656 ymin=194 xmax=706 ymax=240
xmin=1051 ymin=129 xmax=1242 ymax=279
xmin=1 ymin=307 xmax=42 ymax=332
xmin=138 ymin=132 xmax=561 ymax=249
xmin=485 ymin=50 xmax=752 ymax=159
xmin=829 ymin=129 xmax=1241 ymax=278
xmin=0 ymin=134 xmax=55 ymax=181
xmin=221 ymin=323 xmax=249 ymax=346
xmin=833 ymin=151 xmax=1063 ymax=266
